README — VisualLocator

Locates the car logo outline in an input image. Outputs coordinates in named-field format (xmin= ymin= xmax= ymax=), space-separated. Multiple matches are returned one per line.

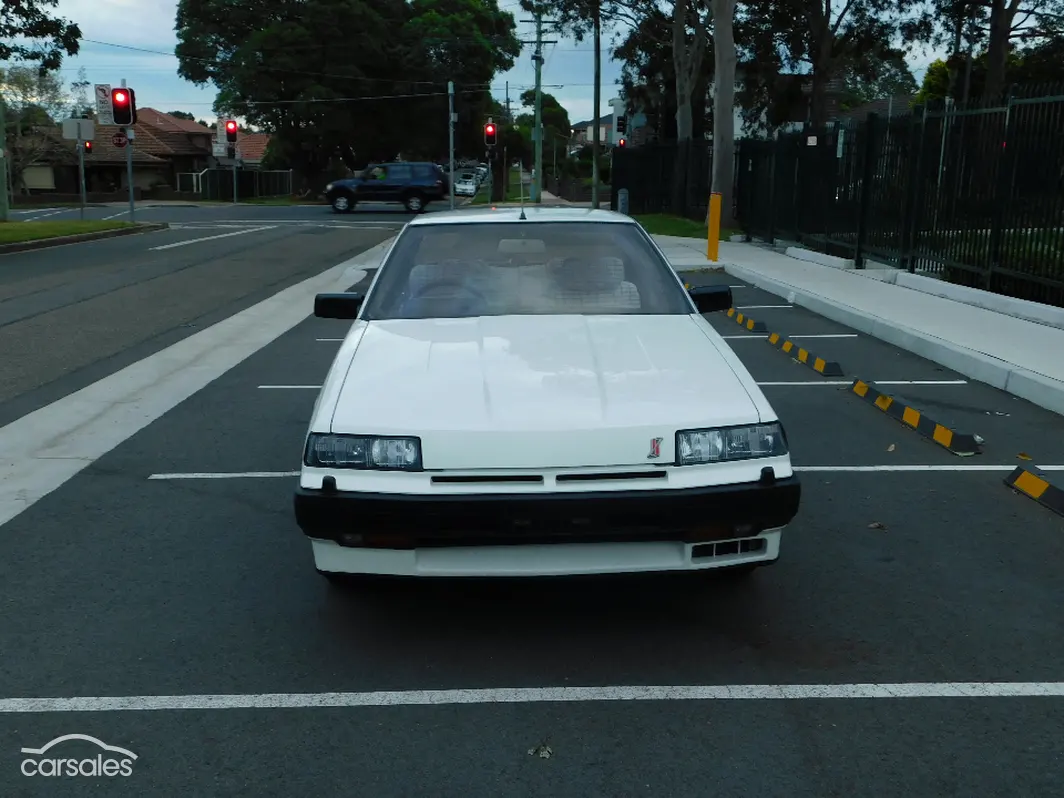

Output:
xmin=647 ymin=437 xmax=663 ymax=459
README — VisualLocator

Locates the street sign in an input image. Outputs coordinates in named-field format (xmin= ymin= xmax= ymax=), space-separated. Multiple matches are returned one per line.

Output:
xmin=61 ymin=119 xmax=94 ymax=141
xmin=212 ymin=141 xmax=227 ymax=157
xmin=95 ymin=84 xmax=114 ymax=125
xmin=111 ymin=131 xmax=129 ymax=148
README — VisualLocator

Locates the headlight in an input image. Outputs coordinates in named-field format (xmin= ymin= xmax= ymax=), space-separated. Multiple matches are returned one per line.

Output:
xmin=325 ymin=183 xmax=334 ymax=192
xmin=304 ymin=433 xmax=422 ymax=470
xmin=676 ymin=423 xmax=787 ymax=465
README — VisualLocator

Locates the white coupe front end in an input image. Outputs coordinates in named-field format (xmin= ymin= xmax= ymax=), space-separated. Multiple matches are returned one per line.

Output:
xmin=294 ymin=208 xmax=801 ymax=580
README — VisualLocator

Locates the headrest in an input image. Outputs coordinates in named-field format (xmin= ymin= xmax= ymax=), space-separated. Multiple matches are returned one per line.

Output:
xmin=551 ymin=256 xmax=625 ymax=293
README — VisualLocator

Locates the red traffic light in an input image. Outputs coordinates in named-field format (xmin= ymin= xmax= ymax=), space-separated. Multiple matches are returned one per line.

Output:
xmin=618 ymin=138 xmax=626 ymax=147
xmin=225 ymin=119 xmax=238 ymax=143
xmin=485 ymin=124 xmax=495 ymax=134
xmin=112 ymin=90 xmax=128 ymax=105
xmin=225 ymin=120 xmax=237 ymax=132
xmin=110 ymin=87 xmax=136 ymax=125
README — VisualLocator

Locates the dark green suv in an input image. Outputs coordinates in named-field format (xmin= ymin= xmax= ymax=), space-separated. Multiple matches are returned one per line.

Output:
xmin=324 ymin=162 xmax=448 ymax=213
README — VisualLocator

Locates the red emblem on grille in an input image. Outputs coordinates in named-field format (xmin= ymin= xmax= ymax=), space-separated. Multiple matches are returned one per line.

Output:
xmin=647 ymin=437 xmax=663 ymax=459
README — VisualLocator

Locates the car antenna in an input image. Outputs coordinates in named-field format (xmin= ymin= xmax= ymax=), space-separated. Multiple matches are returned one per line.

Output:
xmin=518 ymin=161 xmax=528 ymax=220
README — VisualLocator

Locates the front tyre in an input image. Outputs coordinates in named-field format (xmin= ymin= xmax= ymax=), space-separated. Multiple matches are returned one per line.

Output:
xmin=331 ymin=194 xmax=354 ymax=213
xmin=403 ymin=192 xmax=426 ymax=213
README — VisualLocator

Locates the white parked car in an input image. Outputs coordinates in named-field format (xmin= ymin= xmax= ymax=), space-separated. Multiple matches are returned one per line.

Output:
xmin=453 ymin=175 xmax=478 ymax=196
xmin=295 ymin=207 xmax=801 ymax=582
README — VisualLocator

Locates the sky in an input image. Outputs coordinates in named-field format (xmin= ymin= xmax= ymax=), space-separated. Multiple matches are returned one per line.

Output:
xmin=22 ymin=0 xmax=940 ymax=128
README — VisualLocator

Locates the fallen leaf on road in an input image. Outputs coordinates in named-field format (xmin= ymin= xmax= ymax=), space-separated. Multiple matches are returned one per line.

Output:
xmin=528 ymin=742 xmax=553 ymax=759
xmin=1018 ymin=452 xmax=1032 ymax=460
xmin=887 ymin=444 xmax=895 ymax=452
xmin=868 ymin=522 xmax=886 ymax=530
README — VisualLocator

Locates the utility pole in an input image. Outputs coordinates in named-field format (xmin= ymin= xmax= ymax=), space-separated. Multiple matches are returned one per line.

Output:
xmin=591 ymin=0 xmax=602 ymax=210
xmin=520 ymin=8 xmax=557 ymax=204
xmin=0 ymin=95 xmax=9 ymax=222
xmin=448 ymin=80 xmax=456 ymax=210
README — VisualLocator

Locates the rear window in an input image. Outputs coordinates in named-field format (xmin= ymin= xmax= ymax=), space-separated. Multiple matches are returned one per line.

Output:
xmin=361 ymin=222 xmax=694 ymax=319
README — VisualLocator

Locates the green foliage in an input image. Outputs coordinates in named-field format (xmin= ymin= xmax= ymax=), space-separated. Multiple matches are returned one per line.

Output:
xmin=174 ymin=0 xmax=519 ymax=185
xmin=167 ymin=111 xmax=197 ymax=120
xmin=837 ymin=50 xmax=918 ymax=110
xmin=0 ymin=0 xmax=80 ymax=69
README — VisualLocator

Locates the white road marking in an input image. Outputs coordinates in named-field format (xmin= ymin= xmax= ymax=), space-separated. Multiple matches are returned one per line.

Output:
xmin=729 ymin=285 xmax=746 ymax=288
xmin=149 ymin=226 xmax=277 ymax=251
xmin=22 ymin=209 xmax=67 ymax=221
xmin=150 ymin=472 xmax=300 ymax=480
xmin=723 ymin=335 xmax=767 ymax=340
xmin=148 ymin=464 xmax=1064 ymax=481
xmin=758 ymin=380 xmax=967 ymax=386
xmin=795 ymin=465 xmax=1064 ymax=472
xmin=0 ymin=237 xmax=387 ymax=530
xmin=258 ymin=384 xmax=322 ymax=389
xmin=738 ymin=305 xmax=793 ymax=309
xmin=4 ymin=682 xmax=1064 ymax=713
xmin=102 ymin=210 xmax=130 ymax=220
xmin=315 ymin=338 xmax=344 ymax=342
xmin=788 ymin=333 xmax=859 ymax=339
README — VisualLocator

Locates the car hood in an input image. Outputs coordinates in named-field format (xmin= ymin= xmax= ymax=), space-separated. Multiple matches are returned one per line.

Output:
xmin=329 ymin=315 xmax=767 ymax=469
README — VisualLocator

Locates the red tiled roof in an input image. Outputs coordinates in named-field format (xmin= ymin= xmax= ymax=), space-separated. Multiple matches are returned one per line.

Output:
xmin=137 ymin=108 xmax=212 ymax=135
xmin=44 ymin=125 xmax=169 ymax=165
xmin=238 ymin=133 xmax=271 ymax=161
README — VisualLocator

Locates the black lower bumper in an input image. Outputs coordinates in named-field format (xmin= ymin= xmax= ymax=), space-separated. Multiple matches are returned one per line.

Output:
xmin=294 ymin=474 xmax=801 ymax=549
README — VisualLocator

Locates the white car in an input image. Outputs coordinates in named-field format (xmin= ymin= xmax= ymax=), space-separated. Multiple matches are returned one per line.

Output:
xmin=295 ymin=207 xmax=801 ymax=581
xmin=454 ymin=176 xmax=478 ymax=196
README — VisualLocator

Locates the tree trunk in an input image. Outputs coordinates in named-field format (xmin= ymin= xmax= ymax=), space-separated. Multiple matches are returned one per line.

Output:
xmin=710 ymin=0 xmax=737 ymax=229
xmin=591 ymin=0 xmax=601 ymax=209
xmin=670 ymin=0 xmax=707 ymax=216
xmin=984 ymin=0 xmax=1020 ymax=101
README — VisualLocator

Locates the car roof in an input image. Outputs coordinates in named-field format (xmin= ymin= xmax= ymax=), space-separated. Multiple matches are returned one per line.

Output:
xmin=406 ymin=206 xmax=638 ymax=227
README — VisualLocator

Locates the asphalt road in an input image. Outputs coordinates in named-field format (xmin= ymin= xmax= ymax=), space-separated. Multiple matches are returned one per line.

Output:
xmin=1 ymin=239 xmax=1063 ymax=796
xmin=6 ymin=199 xmax=436 ymax=223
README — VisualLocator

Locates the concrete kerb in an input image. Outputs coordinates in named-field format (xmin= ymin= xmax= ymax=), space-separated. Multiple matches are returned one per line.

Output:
xmin=720 ymin=259 xmax=1064 ymax=419
xmin=1004 ymin=462 xmax=1064 ymax=518
xmin=0 ymin=223 xmax=169 ymax=255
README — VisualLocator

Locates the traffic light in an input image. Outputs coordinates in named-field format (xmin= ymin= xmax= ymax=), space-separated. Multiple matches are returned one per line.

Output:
xmin=83 ymin=140 xmax=92 ymax=154
xmin=484 ymin=122 xmax=497 ymax=146
xmin=618 ymin=137 xmax=626 ymax=147
xmin=111 ymin=87 xmax=136 ymax=126
xmin=225 ymin=120 xmax=238 ymax=143
xmin=616 ymin=115 xmax=626 ymax=134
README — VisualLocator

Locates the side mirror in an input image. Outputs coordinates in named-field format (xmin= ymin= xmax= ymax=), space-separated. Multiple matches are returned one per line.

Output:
xmin=314 ymin=292 xmax=364 ymax=319
xmin=688 ymin=284 xmax=733 ymax=313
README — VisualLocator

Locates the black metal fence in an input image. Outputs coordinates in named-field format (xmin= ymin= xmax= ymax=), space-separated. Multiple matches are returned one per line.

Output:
xmin=610 ymin=141 xmax=714 ymax=220
xmin=737 ymin=89 xmax=1064 ymax=307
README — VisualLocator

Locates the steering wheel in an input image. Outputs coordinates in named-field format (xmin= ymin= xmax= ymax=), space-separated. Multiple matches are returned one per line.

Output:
xmin=410 ymin=278 xmax=489 ymax=316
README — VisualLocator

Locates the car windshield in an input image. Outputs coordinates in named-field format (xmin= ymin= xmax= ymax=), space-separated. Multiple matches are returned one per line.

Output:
xmin=361 ymin=221 xmax=694 ymax=319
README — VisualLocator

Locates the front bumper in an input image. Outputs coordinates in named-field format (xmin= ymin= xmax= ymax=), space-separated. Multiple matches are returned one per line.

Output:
xmin=293 ymin=473 xmax=801 ymax=549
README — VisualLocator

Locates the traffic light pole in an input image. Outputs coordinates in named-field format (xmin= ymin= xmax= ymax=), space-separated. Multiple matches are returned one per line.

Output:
xmin=533 ymin=14 xmax=543 ymax=204
xmin=448 ymin=81 xmax=455 ymax=211
xmin=77 ymin=123 xmax=87 ymax=221
xmin=0 ymin=95 xmax=10 ymax=222
xmin=122 ymin=80 xmax=135 ymax=223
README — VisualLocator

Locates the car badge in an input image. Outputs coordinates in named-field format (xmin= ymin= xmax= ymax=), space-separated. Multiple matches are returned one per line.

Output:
xmin=647 ymin=437 xmax=663 ymax=459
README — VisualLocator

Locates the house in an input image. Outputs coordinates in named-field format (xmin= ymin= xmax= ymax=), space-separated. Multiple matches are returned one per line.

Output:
xmin=571 ymin=115 xmax=613 ymax=146
xmin=236 ymin=132 xmax=271 ymax=166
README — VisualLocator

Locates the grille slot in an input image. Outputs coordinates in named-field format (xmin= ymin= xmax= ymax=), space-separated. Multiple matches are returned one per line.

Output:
xmin=556 ymin=470 xmax=667 ymax=483
xmin=691 ymin=537 xmax=767 ymax=560
xmin=430 ymin=475 xmax=544 ymax=484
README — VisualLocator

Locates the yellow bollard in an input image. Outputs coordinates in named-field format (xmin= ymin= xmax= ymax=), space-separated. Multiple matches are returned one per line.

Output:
xmin=707 ymin=192 xmax=721 ymax=261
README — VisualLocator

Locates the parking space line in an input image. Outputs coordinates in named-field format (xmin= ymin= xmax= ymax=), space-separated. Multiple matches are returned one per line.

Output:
xmin=758 ymin=380 xmax=967 ymax=386
xmin=722 ymin=335 xmax=767 ymax=340
xmin=4 ymin=682 xmax=1064 ymax=713
xmin=259 ymin=384 xmax=322 ymax=389
xmin=149 ymin=226 xmax=277 ymax=251
xmin=315 ymin=338 xmax=344 ymax=342
xmin=789 ymin=333 xmax=858 ymax=339
xmin=147 ymin=464 xmax=1064 ymax=481
xmin=739 ymin=305 xmax=793 ymax=309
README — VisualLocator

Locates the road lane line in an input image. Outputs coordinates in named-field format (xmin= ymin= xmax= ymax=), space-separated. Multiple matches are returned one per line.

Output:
xmin=147 ymin=465 xmax=1064 ymax=480
xmin=758 ymin=380 xmax=967 ymax=386
xmin=0 ymin=237 xmax=387 ymax=530
xmin=4 ymin=682 xmax=1064 ymax=713
xmin=102 ymin=210 xmax=130 ymax=220
xmin=149 ymin=226 xmax=277 ymax=251
xmin=22 ymin=209 xmax=67 ymax=221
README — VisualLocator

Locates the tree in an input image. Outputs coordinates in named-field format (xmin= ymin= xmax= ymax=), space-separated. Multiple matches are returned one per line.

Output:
xmin=0 ymin=0 xmax=81 ymax=69
xmin=69 ymin=67 xmax=93 ymax=118
xmin=175 ymin=0 xmax=518 ymax=187
xmin=167 ymin=111 xmax=197 ymax=120
xmin=836 ymin=50 xmax=918 ymax=110
xmin=0 ymin=66 xmax=69 ymax=193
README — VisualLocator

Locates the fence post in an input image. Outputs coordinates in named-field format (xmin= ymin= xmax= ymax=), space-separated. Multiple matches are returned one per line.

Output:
xmin=854 ymin=112 xmax=879 ymax=269
xmin=766 ymin=138 xmax=777 ymax=244
xmin=899 ymin=106 xmax=927 ymax=272
xmin=987 ymin=90 xmax=1017 ymax=290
